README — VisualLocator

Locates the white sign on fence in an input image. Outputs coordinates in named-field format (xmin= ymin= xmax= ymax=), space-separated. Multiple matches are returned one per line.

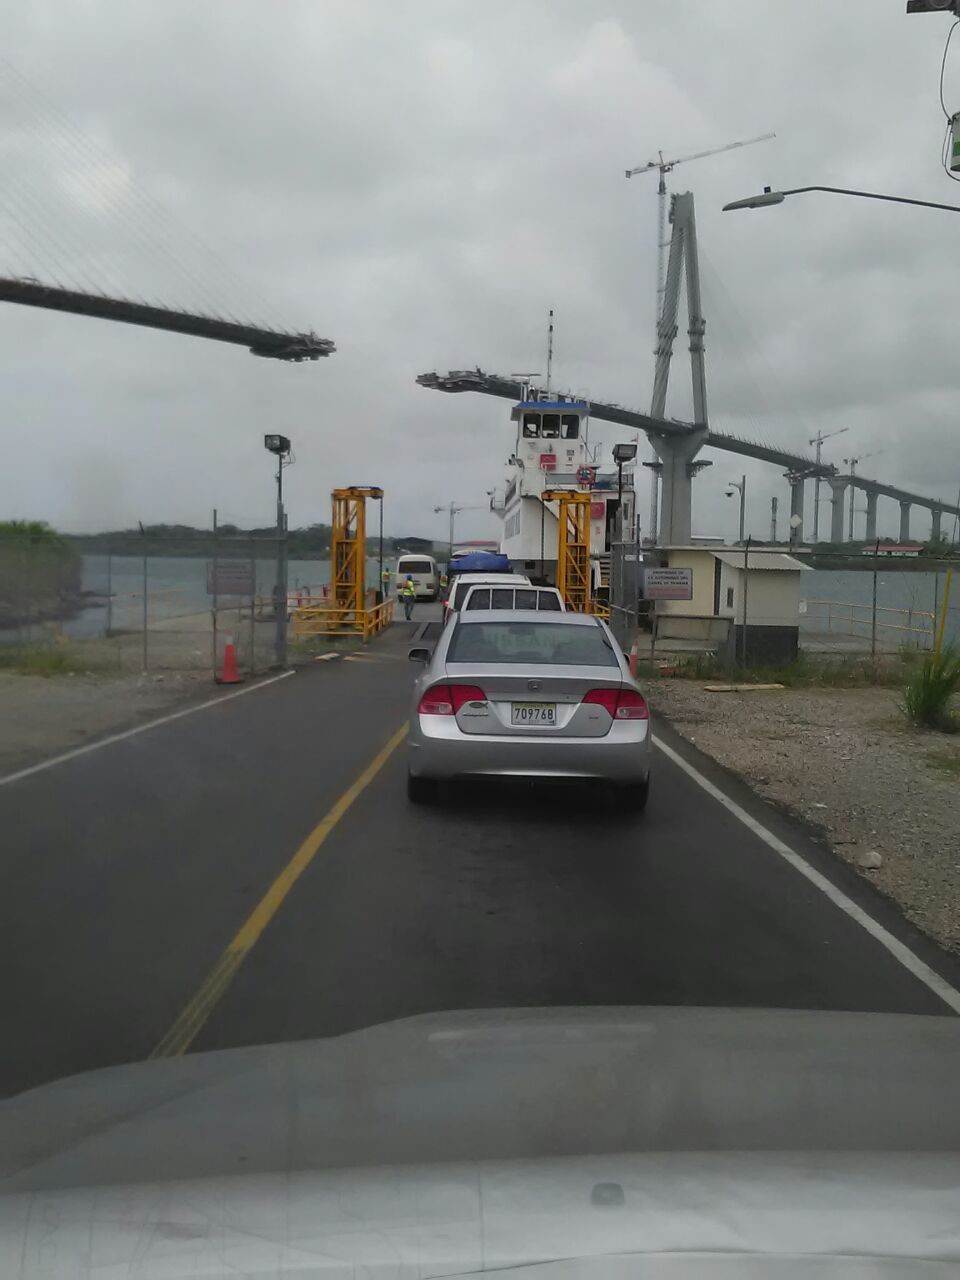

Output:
xmin=643 ymin=567 xmax=693 ymax=601
xmin=207 ymin=560 xmax=255 ymax=596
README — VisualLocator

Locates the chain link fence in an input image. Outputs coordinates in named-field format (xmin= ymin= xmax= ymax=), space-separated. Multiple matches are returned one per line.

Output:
xmin=1 ymin=531 xmax=286 ymax=676
xmin=605 ymin=541 xmax=960 ymax=670
xmin=0 ymin=529 xmax=393 ymax=677
xmin=607 ymin=538 xmax=644 ymax=649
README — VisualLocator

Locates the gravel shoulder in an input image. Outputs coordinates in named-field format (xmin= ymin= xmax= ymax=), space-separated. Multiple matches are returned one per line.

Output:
xmin=648 ymin=679 xmax=960 ymax=954
xmin=0 ymin=670 xmax=215 ymax=777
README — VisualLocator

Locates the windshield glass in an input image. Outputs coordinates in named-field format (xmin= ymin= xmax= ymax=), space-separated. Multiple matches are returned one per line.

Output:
xmin=5 ymin=11 xmax=960 ymax=1272
xmin=448 ymin=620 xmax=617 ymax=665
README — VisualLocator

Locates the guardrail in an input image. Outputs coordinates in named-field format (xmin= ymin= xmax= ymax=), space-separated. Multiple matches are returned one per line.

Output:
xmin=291 ymin=595 xmax=394 ymax=641
xmin=801 ymin=598 xmax=935 ymax=649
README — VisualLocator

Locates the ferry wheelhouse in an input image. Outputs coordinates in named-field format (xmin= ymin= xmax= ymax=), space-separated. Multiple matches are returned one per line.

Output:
xmin=496 ymin=398 xmax=636 ymax=589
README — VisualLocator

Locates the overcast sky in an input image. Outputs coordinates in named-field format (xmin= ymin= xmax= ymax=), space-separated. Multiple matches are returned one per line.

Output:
xmin=1 ymin=0 xmax=958 ymax=545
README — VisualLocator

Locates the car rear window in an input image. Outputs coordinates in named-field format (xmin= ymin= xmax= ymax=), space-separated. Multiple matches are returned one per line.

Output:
xmin=398 ymin=559 xmax=434 ymax=574
xmin=447 ymin=620 xmax=617 ymax=666
xmin=464 ymin=587 xmax=563 ymax=611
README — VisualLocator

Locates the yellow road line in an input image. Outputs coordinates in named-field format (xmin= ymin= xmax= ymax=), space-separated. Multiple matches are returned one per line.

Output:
xmin=150 ymin=721 xmax=408 ymax=1058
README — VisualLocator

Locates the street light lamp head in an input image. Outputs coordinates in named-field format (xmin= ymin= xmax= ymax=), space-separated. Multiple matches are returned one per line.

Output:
xmin=725 ymin=490 xmax=735 ymax=498
xmin=722 ymin=187 xmax=786 ymax=212
xmin=264 ymin=433 xmax=291 ymax=456
xmin=612 ymin=442 xmax=638 ymax=463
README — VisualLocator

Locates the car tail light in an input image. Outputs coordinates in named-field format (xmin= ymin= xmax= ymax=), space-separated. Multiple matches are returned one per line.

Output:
xmin=417 ymin=683 xmax=486 ymax=715
xmin=582 ymin=688 xmax=619 ymax=716
xmin=582 ymin=687 xmax=649 ymax=720
xmin=614 ymin=688 xmax=649 ymax=720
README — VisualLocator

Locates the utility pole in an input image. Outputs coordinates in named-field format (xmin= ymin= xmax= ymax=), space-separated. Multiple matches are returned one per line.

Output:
xmin=770 ymin=495 xmax=778 ymax=543
xmin=809 ymin=427 xmax=848 ymax=542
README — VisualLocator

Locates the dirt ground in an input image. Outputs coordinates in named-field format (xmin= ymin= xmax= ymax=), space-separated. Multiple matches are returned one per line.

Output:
xmin=648 ymin=678 xmax=960 ymax=954
xmin=0 ymin=670 xmax=215 ymax=776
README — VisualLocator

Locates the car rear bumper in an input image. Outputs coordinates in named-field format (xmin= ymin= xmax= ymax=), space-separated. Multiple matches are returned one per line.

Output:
xmin=408 ymin=720 xmax=651 ymax=783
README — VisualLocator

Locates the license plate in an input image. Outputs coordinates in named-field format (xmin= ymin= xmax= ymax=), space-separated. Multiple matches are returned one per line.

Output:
xmin=511 ymin=702 xmax=556 ymax=725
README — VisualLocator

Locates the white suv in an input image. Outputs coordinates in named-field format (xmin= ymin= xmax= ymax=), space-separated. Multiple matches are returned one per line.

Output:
xmin=443 ymin=573 xmax=531 ymax=623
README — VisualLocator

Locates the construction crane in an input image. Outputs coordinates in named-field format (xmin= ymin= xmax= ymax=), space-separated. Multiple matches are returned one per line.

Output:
xmin=625 ymin=132 xmax=775 ymax=333
xmin=809 ymin=427 xmax=849 ymax=542
xmin=844 ymin=450 xmax=886 ymax=541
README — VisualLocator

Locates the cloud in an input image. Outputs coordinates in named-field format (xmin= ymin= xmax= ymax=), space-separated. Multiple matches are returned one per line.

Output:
xmin=0 ymin=0 xmax=957 ymax=543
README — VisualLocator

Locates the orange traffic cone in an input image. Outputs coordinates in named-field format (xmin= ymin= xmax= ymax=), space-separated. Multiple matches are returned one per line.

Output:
xmin=217 ymin=634 xmax=243 ymax=685
xmin=628 ymin=636 xmax=639 ymax=679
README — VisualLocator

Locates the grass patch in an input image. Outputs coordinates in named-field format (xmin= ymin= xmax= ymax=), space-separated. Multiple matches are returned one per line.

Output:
xmin=653 ymin=651 xmax=910 ymax=689
xmin=926 ymin=748 xmax=960 ymax=777
xmin=902 ymin=648 xmax=960 ymax=732
xmin=0 ymin=644 xmax=90 ymax=676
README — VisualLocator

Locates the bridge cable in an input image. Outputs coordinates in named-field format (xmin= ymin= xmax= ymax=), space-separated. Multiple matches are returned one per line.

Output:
xmin=0 ymin=60 xmax=250 ymax=318
xmin=0 ymin=60 xmax=286 ymax=329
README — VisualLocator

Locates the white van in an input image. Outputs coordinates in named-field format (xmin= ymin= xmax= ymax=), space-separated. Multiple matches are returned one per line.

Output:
xmin=395 ymin=554 xmax=440 ymax=601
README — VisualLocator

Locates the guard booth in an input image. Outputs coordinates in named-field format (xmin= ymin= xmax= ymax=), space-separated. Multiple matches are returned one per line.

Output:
xmin=651 ymin=545 xmax=810 ymax=664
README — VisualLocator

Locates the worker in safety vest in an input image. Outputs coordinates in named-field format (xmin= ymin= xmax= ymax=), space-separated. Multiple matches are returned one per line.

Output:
xmin=381 ymin=565 xmax=392 ymax=596
xmin=401 ymin=575 xmax=417 ymax=620
xmin=439 ymin=570 xmax=449 ymax=592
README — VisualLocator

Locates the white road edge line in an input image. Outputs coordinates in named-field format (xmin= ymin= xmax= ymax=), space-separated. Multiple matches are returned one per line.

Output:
xmin=0 ymin=669 xmax=297 ymax=788
xmin=654 ymin=736 xmax=960 ymax=1016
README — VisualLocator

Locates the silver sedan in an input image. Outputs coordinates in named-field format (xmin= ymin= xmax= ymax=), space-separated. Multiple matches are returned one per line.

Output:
xmin=406 ymin=610 xmax=652 ymax=809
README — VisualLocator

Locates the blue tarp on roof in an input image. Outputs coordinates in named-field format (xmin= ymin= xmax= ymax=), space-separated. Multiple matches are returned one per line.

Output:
xmin=448 ymin=551 xmax=512 ymax=575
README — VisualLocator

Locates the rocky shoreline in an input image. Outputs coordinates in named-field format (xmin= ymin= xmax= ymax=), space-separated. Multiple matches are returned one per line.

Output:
xmin=0 ymin=589 xmax=101 ymax=632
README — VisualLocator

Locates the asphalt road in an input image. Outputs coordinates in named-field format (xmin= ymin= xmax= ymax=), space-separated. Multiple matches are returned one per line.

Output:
xmin=3 ymin=614 xmax=960 ymax=1097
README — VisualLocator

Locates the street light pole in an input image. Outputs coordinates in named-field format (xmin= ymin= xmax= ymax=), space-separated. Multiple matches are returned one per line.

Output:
xmin=264 ymin=433 xmax=291 ymax=668
xmin=434 ymin=501 xmax=490 ymax=563
xmin=726 ymin=475 xmax=746 ymax=544
xmin=612 ymin=442 xmax=638 ymax=542
xmin=723 ymin=185 xmax=960 ymax=215
xmin=378 ymin=493 xmax=384 ymax=601
xmin=434 ymin=501 xmax=462 ymax=561
xmin=845 ymin=457 xmax=859 ymax=542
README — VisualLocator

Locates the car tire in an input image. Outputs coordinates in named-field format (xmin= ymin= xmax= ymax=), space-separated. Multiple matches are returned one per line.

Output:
xmin=615 ymin=776 xmax=649 ymax=813
xmin=407 ymin=772 xmax=438 ymax=805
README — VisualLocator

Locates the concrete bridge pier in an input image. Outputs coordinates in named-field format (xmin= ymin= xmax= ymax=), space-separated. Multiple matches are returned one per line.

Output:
xmin=899 ymin=501 xmax=911 ymax=544
xmin=786 ymin=473 xmax=805 ymax=545
xmin=650 ymin=428 xmax=709 ymax=545
xmin=828 ymin=478 xmax=848 ymax=544
xmin=865 ymin=491 xmax=878 ymax=544
xmin=932 ymin=508 xmax=943 ymax=542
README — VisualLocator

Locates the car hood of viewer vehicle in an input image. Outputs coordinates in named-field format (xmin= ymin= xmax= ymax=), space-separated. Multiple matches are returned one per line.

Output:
xmin=2 ymin=1006 xmax=960 ymax=1278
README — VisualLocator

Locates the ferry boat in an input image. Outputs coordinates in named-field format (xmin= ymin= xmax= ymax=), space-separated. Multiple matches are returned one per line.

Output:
xmin=494 ymin=397 xmax=637 ymax=591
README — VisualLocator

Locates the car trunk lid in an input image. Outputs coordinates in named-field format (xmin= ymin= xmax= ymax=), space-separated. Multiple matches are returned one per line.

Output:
xmin=444 ymin=663 xmax=622 ymax=737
